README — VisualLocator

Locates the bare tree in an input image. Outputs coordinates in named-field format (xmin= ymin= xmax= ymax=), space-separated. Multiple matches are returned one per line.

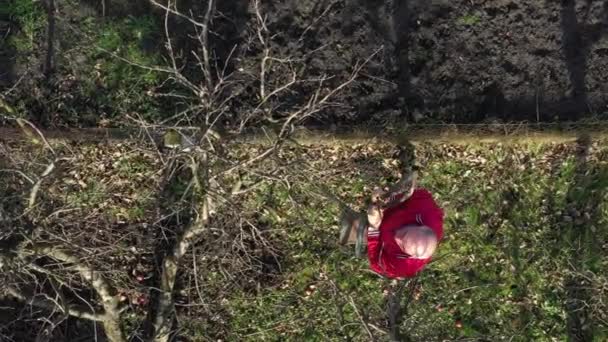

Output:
xmin=144 ymin=1 xmax=374 ymax=340
xmin=1 ymin=0 xmax=374 ymax=340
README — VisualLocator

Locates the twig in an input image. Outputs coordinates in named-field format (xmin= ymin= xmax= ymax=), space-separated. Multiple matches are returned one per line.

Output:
xmin=28 ymin=162 xmax=56 ymax=210
xmin=277 ymin=48 xmax=381 ymax=140
xmin=6 ymin=286 xmax=104 ymax=322
xmin=125 ymin=113 xmax=166 ymax=165
xmin=347 ymin=294 xmax=375 ymax=340
xmin=149 ymin=0 xmax=207 ymax=28
xmin=163 ymin=1 xmax=179 ymax=74
xmin=0 ymin=169 xmax=35 ymax=184
xmin=368 ymin=323 xmax=388 ymax=335
xmin=298 ymin=0 xmax=338 ymax=42
xmin=3 ymin=73 xmax=26 ymax=95
xmin=191 ymin=248 xmax=207 ymax=307
xmin=95 ymin=46 xmax=200 ymax=94
xmin=16 ymin=118 xmax=55 ymax=154
xmin=210 ymin=144 xmax=277 ymax=181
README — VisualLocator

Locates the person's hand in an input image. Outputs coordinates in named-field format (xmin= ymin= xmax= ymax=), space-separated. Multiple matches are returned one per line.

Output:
xmin=367 ymin=204 xmax=383 ymax=229
xmin=368 ymin=187 xmax=385 ymax=229
xmin=371 ymin=187 xmax=386 ymax=204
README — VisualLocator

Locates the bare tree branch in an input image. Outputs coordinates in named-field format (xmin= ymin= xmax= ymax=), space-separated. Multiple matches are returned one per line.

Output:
xmin=149 ymin=0 xmax=207 ymax=29
xmin=200 ymin=0 xmax=215 ymax=90
xmin=15 ymin=118 xmax=56 ymax=154
xmin=347 ymin=293 xmax=375 ymax=340
xmin=28 ymin=161 xmax=56 ymax=211
xmin=5 ymin=286 xmax=105 ymax=322
xmin=29 ymin=245 xmax=126 ymax=342
xmin=152 ymin=153 xmax=209 ymax=342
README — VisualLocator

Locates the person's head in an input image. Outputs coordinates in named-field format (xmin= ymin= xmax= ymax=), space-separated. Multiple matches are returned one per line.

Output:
xmin=394 ymin=225 xmax=438 ymax=259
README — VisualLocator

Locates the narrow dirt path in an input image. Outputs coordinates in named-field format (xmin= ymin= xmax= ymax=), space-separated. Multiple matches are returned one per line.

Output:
xmin=2 ymin=122 xmax=608 ymax=145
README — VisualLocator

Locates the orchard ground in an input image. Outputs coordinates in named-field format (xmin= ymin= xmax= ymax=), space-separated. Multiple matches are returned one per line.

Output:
xmin=1 ymin=135 xmax=607 ymax=341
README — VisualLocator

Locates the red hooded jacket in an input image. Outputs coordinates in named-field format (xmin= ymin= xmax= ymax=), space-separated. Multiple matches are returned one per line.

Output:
xmin=367 ymin=188 xmax=444 ymax=279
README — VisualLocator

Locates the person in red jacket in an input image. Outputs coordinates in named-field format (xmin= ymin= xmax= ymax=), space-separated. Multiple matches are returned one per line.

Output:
xmin=366 ymin=188 xmax=444 ymax=279
xmin=340 ymin=180 xmax=444 ymax=279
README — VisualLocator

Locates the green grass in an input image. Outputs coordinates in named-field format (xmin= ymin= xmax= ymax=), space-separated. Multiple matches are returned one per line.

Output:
xmin=95 ymin=15 xmax=160 ymax=86
xmin=458 ymin=13 xmax=482 ymax=26
xmin=6 ymin=140 xmax=606 ymax=340
xmin=60 ymin=145 xmax=158 ymax=221
xmin=1 ymin=0 xmax=46 ymax=54
xmin=206 ymin=141 xmax=608 ymax=341
xmin=115 ymin=153 xmax=154 ymax=178
xmin=84 ymin=14 xmax=163 ymax=120
xmin=6 ymin=2 xmax=165 ymax=123
xmin=66 ymin=180 xmax=108 ymax=208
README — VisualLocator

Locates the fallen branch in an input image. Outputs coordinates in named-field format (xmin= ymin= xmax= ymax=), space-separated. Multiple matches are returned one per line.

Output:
xmin=15 ymin=118 xmax=55 ymax=154
xmin=5 ymin=286 xmax=104 ymax=322
xmin=347 ymin=294 xmax=375 ymax=340
xmin=29 ymin=245 xmax=126 ymax=342
xmin=28 ymin=161 xmax=56 ymax=211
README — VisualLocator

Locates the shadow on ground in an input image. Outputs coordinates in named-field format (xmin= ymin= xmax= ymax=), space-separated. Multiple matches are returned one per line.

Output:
xmin=350 ymin=0 xmax=608 ymax=123
xmin=557 ymin=135 xmax=607 ymax=341
xmin=0 ymin=10 xmax=15 ymax=90
xmin=501 ymin=135 xmax=608 ymax=340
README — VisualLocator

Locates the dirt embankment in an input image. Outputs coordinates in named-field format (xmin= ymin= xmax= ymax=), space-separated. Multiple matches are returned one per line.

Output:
xmin=2 ymin=0 xmax=608 ymax=125
xmin=275 ymin=0 xmax=608 ymax=123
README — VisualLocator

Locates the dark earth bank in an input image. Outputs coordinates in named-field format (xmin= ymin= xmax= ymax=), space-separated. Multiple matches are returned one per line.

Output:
xmin=1 ymin=0 xmax=608 ymax=126
xmin=270 ymin=0 xmax=608 ymax=123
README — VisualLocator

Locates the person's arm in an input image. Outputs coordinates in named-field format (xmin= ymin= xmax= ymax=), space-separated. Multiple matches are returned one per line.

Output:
xmin=412 ymin=189 xmax=444 ymax=240
xmin=366 ymin=204 xmax=384 ymax=275
xmin=381 ymin=171 xmax=417 ymax=209
xmin=366 ymin=227 xmax=383 ymax=274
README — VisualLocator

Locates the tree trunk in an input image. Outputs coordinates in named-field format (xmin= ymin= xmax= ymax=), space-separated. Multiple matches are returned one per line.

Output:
xmin=43 ymin=0 xmax=55 ymax=78
xmin=391 ymin=0 xmax=410 ymax=115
